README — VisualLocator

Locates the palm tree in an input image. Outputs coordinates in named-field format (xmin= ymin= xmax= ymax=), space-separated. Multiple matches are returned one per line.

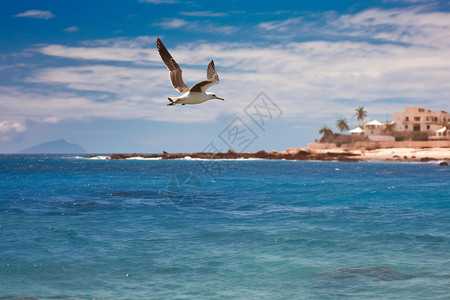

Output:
xmin=319 ymin=125 xmax=333 ymax=141
xmin=354 ymin=106 xmax=367 ymax=125
xmin=441 ymin=120 xmax=450 ymax=130
xmin=336 ymin=118 xmax=349 ymax=133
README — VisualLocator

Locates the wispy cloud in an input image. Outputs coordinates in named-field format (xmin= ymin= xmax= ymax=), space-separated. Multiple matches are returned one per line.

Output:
xmin=179 ymin=11 xmax=228 ymax=17
xmin=14 ymin=10 xmax=55 ymax=20
xmin=64 ymin=26 xmax=80 ymax=33
xmin=332 ymin=6 xmax=450 ymax=47
xmin=383 ymin=0 xmax=433 ymax=3
xmin=81 ymin=36 xmax=157 ymax=48
xmin=138 ymin=0 xmax=178 ymax=4
xmin=257 ymin=6 xmax=450 ymax=47
xmin=37 ymin=44 xmax=157 ymax=63
xmin=258 ymin=17 xmax=303 ymax=31
xmin=154 ymin=18 xmax=237 ymax=35
xmin=154 ymin=18 xmax=188 ymax=29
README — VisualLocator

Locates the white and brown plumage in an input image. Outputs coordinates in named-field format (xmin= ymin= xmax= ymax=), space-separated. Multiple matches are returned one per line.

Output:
xmin=157 ymin=38 xmax=224 ymax=106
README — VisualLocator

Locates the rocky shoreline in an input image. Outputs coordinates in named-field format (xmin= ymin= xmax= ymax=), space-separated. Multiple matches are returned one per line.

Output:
xmin=92 ymin=149 xmax=360 ymax=162
xmin=88 ymin=147 xmax=450 ymax=164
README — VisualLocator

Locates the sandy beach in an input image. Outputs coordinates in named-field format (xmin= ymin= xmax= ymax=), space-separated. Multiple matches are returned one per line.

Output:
xmin=312 ymin=147 xmax=450 ymax=162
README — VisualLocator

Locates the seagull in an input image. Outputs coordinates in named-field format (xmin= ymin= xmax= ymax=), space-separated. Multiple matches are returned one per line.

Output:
xmin=156 ymin=38 xmax=224 ymax=106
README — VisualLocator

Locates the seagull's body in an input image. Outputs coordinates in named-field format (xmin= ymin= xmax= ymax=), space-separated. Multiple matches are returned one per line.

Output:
xmin=156 ymin=38 xmax=224 ymax=106
xmin=168 ymin=91 xmax=215 ymax=105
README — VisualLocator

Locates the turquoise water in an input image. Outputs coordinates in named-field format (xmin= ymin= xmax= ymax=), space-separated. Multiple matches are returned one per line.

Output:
xmin=0 ymin=155 xmax=449 ymax=299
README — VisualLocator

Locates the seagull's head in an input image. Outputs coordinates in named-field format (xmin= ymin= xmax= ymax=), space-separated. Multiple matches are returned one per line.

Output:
xmin=207 ymin=93 xmax=224 ymax=101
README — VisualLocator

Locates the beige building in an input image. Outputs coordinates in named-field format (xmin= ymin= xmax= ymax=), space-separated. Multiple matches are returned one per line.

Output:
xmin=364 ymin=120 xmax=383 ymax=135
xmin=429 ymin=127 xmax=449 ymax=141
xmin=394 ymin=107 xmax=449 ymax=132
xmin=364 ymin=120 xmax=395 ymax=142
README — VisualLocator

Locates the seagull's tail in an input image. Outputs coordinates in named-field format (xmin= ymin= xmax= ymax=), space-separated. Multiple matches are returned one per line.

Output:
xmin=167 ymin=97 xmax=176 ymax=106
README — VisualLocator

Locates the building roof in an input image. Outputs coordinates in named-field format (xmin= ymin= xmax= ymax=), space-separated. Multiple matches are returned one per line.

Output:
xmin=349 ymin=127 xmax=364 ymax=133
xmin=365 ymin=120 xmax=383 ymax=126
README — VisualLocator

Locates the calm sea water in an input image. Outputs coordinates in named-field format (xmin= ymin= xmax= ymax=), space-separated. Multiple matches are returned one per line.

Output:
xmin=0 ymin=154 xmax=449 ymax=299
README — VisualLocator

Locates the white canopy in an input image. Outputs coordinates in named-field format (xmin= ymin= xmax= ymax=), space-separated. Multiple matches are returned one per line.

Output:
xmin=349 ymin=127 xmax=364 ymax=133
xmin=436 ymin=127 xmax=447 ymax=133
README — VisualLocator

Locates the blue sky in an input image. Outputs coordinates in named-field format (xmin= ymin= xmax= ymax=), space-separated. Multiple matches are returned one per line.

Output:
xmin=1 ymin=0 xmax=449 ymax=153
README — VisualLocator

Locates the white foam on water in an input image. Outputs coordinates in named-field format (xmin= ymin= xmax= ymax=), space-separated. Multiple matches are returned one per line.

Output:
xmin=126 ymin=157 xmax=162 ymax=160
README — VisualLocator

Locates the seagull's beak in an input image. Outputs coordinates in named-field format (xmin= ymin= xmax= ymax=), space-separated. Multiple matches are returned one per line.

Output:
xmin=216 ymin=96 xmax=224 ymax=101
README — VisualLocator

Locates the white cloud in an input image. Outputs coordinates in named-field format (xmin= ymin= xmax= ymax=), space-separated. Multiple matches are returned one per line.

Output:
xmin=0 ymin=121 xmax=26 ymax=133
xmin=138 ymin=0 xmax=178 ymax=3
xmin=154 ymin=18 xmax=237 ymax=35
xmin=154 ymin=18 xmax=188 ymax=29
xmin=0 ymin=120 xmax=27 ymax=141
xmin=333 ymin=6 xmax=450 ymax=45
xmin=14 ymin=10 xmax=55 ymax=19
xmin=81 ymin=35 xmax=157 ymax=48
xmin=258 ymin=6 xmax=450 ymax=48
xmin=0 ymin=64 xmax=227 ymax=125
xmin=64 ymin=26 xmax=80 ymax=32
xmin=179 ymin=11 xmax=228 ymax=17
xmin=20 ymin=38 xmax=450 ymax=124
xmin=258 ymin=17 xmax=303 ymax=31
xmin=37 ymin=44 xmax=158 ymax=63
xmin=383 ymin=0 xmax=432 ymax=3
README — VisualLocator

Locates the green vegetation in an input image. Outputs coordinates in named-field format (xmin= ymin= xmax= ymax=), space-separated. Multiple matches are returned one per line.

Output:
xmin=317 ymin=107 xmax=367 ymax=145
xmin=319 ymin=125 xmax=333 ymax=140
xmin=336 ymin=118 xmax=350 ymax=132
xmin=411 ymin=131 xmax=428 ymax=141
xmin=354 ymin=106 xmax=367 ymax=125
xmin=383 ymin=120 xmax=395 ymax=136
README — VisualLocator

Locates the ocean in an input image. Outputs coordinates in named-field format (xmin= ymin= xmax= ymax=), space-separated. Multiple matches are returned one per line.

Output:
xmin=0 ymin=154 xmax=449 ymax=299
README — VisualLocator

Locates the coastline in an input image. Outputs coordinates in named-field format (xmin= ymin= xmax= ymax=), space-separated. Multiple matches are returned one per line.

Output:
xmin=89 ymin=147 xmax=450 ymax=164
xmin=314 ymin=147 xmax=450 ymax=163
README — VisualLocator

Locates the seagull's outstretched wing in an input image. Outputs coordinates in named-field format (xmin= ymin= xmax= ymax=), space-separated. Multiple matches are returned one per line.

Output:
xmin=156 ymin=38 xmax=190 ymax=94
xmin=190 ymin=60 xmax=220 ymax=93
xmin=206 ymin=60 xmax=219 ymax=83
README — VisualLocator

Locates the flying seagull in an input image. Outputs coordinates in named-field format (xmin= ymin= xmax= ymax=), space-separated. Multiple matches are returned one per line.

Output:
xmin=156 ymin=38 xmax=224 ymax=106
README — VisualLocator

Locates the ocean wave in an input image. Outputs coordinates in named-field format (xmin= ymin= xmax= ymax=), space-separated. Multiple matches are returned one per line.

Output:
xmin=177 ymin=157 xmax=270 ymax=161
xmin=77 ymin=155 xmax=273 ymax=161
xmin=125 ymin=157 xmax=162 ymax=160
xmin=85 ymin=155 xmax=110 ymax=160
xmin=84 ymin=155 xmax=162 ymax=160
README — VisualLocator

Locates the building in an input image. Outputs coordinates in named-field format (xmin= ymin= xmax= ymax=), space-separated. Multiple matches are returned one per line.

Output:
xmin=364 ymin=120 xmax=395 ymax=142
xmin=364 ymin=120 xmax=383 ymax=135
xmin=429 ymin=127 xmax=449 ymax=141
xmin=394 ymin=107 xmax=449 ymax=133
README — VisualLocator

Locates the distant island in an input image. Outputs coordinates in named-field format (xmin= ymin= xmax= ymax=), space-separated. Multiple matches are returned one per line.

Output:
xmin=19 ymin=139 xmax=87 ymax=154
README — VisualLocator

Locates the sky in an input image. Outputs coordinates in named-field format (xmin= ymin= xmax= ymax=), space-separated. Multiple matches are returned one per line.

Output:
xmin=1 ymin=0 xmax=449 ymax=153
